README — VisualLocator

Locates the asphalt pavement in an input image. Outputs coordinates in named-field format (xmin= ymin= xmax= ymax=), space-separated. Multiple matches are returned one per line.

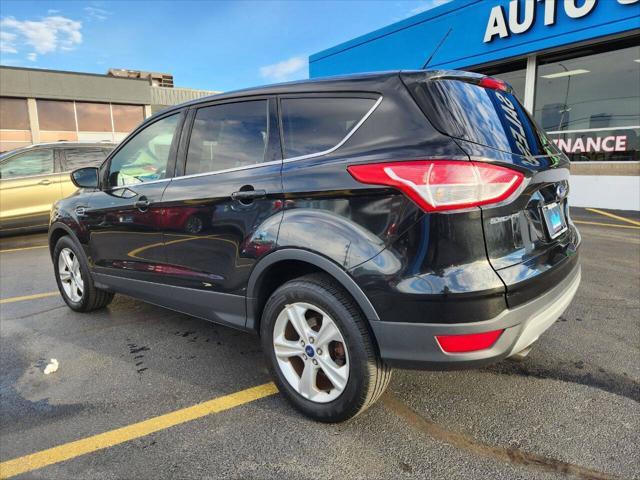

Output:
xmin=0 ymin=207 xmax=638 ymax=479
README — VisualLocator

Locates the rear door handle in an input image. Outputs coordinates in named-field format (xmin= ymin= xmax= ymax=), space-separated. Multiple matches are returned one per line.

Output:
xmin=134 ymin=196 xmax=150 ymax=211
xmin=38 ymin=179 xmax=52 ymax=185
xmin=231 ymin=189 xmax=267 ymax=202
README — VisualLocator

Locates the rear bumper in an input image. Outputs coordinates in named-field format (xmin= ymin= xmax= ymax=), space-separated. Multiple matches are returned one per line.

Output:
xmin=371 ymin=261 xmax=581 ymax=369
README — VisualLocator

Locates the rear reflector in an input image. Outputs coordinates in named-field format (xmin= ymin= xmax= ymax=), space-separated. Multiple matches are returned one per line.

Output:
xmin=348 ymin=160 xmax=524 ymax=212
xmin=436 ymin=330 xmax=504 ymax=353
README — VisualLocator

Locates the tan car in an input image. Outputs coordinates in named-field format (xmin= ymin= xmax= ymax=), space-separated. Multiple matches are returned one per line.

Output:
xmin=0 ymin=142 xmax=115 ymax=234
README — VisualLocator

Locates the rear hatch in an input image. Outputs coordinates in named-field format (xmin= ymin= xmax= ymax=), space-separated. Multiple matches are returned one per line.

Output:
xmin=401 ymin=71 xmax=581 ymax=308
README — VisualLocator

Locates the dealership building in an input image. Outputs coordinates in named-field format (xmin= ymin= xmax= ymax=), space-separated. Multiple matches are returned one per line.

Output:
xmin=310 ymin=0 xmax=640 ymax=210
xmin=0 ymin=66 xmax=219 ymax=153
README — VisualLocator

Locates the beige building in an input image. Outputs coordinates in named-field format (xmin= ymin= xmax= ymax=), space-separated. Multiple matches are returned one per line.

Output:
xmin=0 ymin=66 xmax=220 ymax=153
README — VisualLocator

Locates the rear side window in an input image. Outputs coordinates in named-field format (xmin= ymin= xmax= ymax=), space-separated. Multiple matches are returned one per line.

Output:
xmin=280 ymin=97 xmax=376 ymax=158
xmin=185 ymin=100 xmax=268 ymax=175
xmin=408 ymin=79 xmax=558 ymax=157
xmin=62 ymin=148 xmax=107 ymax=171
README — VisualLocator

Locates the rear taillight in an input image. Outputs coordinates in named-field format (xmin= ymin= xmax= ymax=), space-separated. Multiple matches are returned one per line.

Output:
xmin=348 ymin=160 xmax=524 ymax=212
xmin=478 ymin=77 xmax=508 ymax=91
xmin=436 ymin=329 xmax=504 ymax=353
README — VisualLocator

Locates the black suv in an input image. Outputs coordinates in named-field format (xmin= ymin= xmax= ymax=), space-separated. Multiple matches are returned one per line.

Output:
xmin=49 ymin=71 xmax=581 ymax=422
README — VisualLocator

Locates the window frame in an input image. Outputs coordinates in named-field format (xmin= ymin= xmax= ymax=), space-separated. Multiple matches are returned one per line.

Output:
xmin=174 ymin=95 xmax=281 ymax=179
xmin=277 ymin=92 xmax=383 ymax=162
xmin=100 ymin=109 xmax=186 ymax=191
xmin=0 ymin=148 xmax=56 ymax=180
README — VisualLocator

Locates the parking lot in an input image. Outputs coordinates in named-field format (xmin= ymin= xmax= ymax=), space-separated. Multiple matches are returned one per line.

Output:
xmin=0 ymin=207 xmax=638 ymax=480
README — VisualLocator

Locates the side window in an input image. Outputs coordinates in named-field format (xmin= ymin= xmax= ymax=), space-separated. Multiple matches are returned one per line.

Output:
xmin=62 ymin=148 xmax=107 ymax=171
xmin=0 ymin=149 xmax=54 ymax=179
xmin=280 ymin=97 xmax=377 ymax=158
xmin=107 ymin=114 xmax=179 ymax=187
xmin=185 ymin=100 xmax=268 ymax=175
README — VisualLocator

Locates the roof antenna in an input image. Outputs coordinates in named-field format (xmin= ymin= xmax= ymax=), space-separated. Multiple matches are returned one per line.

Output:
xmin=422 ymin=27 xmax=453 ymax=69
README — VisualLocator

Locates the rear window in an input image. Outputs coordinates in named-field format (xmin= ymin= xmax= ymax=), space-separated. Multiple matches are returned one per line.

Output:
xmin=62 ymin=148 xmax=108 ymax=171
xmin=281 ymin=97 xmax=376 ymax=159
xmin=407 ymin=79 xmax=558 ymax=157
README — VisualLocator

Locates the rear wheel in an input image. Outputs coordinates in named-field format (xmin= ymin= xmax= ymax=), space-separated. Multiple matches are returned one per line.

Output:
xmin=53 ymin=236 xmax=114 ymax=312
xmin=261 ymin=273 xmax=391 ymax=422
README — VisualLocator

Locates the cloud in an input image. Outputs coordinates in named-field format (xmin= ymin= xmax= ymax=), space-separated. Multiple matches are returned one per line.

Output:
xmin=0 ymin=15 xmax=82 ymax=56
xmin=260 ymin=56 xmax=308 ymax=82
xmin=84 ymin=6 xmax=111 ymax=21
xmin=409 ymin=0 xmax=452 ymax=16
xmin=0 ymin=30 xmax=18 ymax=53
xmin=27 ymin=52 xmax=37 ymax=61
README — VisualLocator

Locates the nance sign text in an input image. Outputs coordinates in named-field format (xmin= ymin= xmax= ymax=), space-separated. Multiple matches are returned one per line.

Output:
xmin=484 ymin=0 xmax=639 ymax=43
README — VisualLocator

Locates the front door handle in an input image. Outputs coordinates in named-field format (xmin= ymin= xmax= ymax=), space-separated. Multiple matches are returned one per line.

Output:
xmin=134 ymin=196 xmax=150 ymax=212
xmin=38 ymin=179 xmax=52 ymax=185
xmin=231 ymin=189 xmax=267 ymax=203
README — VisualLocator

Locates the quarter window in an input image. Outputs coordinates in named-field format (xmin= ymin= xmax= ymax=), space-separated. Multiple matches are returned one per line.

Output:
xmin=280 ymin=97 xmax=377 ymax=158
xmin=107 ymin=114 xmax=179 ymax=187
xmin=185 ymin=100 xmax=268 ymax=175
xmin=0 ymin=149 xmax=54 ymax=179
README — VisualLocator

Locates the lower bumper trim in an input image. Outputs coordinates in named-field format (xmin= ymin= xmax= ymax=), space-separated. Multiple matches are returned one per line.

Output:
xmin=372 ymin=262 xmax=581 ymax=370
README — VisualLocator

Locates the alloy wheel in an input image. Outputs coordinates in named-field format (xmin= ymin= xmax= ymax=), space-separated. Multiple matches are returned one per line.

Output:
xmin=273 ymin=302 xmax=349 ymax=403
xmin=58 ymin=248 xmax=84 ymax=302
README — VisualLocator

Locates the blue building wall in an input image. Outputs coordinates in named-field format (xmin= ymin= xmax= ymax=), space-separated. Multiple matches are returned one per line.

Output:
xmin=309 ymin=0 xmax=639 ymax=77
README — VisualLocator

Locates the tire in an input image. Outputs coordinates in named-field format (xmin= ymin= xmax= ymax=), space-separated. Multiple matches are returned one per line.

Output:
xmin=261 ymin=273 xmax=392 ymax=422
xmin=53 ymin=235 xmax=114 ymax=312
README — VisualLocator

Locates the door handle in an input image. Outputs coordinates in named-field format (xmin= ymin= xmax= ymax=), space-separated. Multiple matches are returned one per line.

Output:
xmin=134 ymin=196 xmax=150 ymax=212
xmin=38 ymin=179 xmax=52 ymax=185
xmin=231 ymin=189 xmax=267 ymax=203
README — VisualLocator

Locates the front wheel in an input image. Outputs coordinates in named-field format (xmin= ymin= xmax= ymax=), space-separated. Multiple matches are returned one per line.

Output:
xmin=53 ymin=236 xmax=114 ymax=312
xmin=261 ymin=273 xmax=391 ymax=422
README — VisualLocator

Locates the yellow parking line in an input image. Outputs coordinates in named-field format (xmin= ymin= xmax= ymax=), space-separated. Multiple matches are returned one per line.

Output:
xmin=0 ymin=292 xmax=59 ymax=304
xmin=0 ymin=382 xmax=278 ymax=479
xmin=586 ymin=208 xmax=640 ymax=227
xmin=573 ymin=220 xmax=640 ymax=230
xmin=0 ymin=245 xmax=48 ymax=254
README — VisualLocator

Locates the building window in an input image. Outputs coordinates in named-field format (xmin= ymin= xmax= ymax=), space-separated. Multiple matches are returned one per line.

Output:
xmin=534 ymin=39 xmax=640 ymax=162
xmin=0 ymin=97 xmax=30 ymax=130
xmin=37 ymin=99 xmax=76 ymax=131
xmin=474 ymin=60 xmax=527 ymax=103
xmin=76 ymin=102 xmax=112 ymax=132
xmin=112 ymin=104 xmax=145 ymax=132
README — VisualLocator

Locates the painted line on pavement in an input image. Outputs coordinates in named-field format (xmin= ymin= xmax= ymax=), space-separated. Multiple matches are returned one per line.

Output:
xmin=585 ymin=208 xmax=640 ymax=227
xmin=573 ymin=220 xmax=640 ymax=230
xmin=0 ymin=292 xmax=59 ymax=305
xmin=0 ymin=382 xmax=278 ymax=479
xmin=0 ymin=245 xmax=48 ymax=254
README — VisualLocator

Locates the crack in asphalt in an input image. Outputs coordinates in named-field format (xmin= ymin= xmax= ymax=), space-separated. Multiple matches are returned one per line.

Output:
xmin=382 ymin=392 xmax=617 ymax=480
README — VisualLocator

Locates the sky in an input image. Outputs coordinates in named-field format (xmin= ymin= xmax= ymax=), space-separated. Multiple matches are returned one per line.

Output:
xmin=0 ymin=0 xmax=451 ymax=92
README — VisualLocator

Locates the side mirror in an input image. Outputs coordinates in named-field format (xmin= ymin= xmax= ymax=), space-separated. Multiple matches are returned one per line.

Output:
xmin=71 ymin=167 xmax=99 ymax=189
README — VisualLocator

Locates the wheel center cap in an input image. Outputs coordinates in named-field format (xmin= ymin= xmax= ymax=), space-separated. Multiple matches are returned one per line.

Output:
xmin=305 ymin=345 xmax=315 ymax=358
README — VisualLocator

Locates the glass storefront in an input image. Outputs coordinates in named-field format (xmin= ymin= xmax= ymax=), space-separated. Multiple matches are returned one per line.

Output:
xmin=535 ymin=40 xmax=639 ymax=162
xmin=475 ymin=37 xmax=640 ymax=163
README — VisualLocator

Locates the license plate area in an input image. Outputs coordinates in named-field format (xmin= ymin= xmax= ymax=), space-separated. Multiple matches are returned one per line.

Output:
xmin=541 ymin=201 xmax=567 ymax=239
